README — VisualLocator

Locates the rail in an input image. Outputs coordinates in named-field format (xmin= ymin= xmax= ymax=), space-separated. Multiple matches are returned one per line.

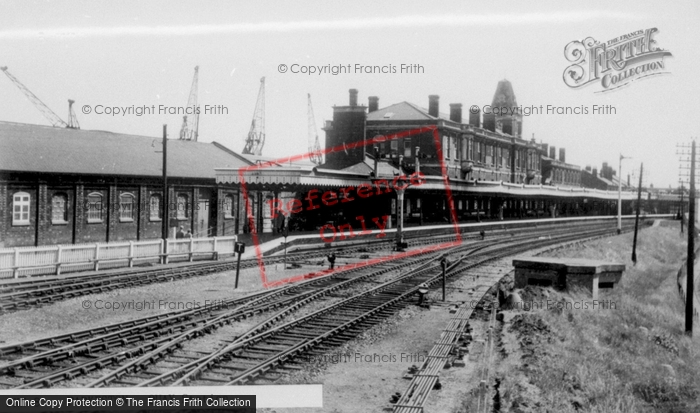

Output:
xmin=0 ymin=236 xmax=237 ymax=279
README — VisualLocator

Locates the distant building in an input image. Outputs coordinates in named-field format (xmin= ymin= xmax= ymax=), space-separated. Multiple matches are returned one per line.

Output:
xmin=581 ymin=162 xmax=628 ymax=191
xmin=541 ymin=147 xmax=581 ymax=187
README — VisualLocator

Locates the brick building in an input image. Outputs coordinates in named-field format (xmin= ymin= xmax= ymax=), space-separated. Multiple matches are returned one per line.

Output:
xmin=541 ymin=146 xmax=581 ymax=187
xmin=580 ymin=162 xmax=628 ymax=191
xmin=322 ymin=80 xmax=545 ymax=185
xmin=0 ymin=122 xmax=251 ymax=247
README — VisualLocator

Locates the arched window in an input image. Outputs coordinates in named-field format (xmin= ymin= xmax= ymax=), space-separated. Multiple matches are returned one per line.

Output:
xmin=223 ymin=194 xmax=235 ymax=218
xmin=120 ymin=193 xmax=135 ymax=221
xmin=177 ymin=194 xmax=189 ymax=219
xmin=12 ymin=191 xmax=30 ymax=226
xmin=87 ymin=192 xmax=103 ymax=222
xmin=51 ymin=193 xmax=68 ymax=223
xmin=150 ymin=193 xmax=162 ymax=221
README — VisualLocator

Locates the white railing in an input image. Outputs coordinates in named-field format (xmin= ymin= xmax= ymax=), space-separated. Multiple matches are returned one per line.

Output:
xmin=0 ymin=235 xmax=238 ymax=279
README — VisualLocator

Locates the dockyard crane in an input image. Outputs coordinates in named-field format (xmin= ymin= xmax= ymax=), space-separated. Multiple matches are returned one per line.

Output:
xmin=179 ymin=66 xmax=199 ymax=141
xmin=67 ymin=100 xmax=80 ymax=129
xmin=307 ymin=93 xmax=323 ymax=165
xmin=1 ymin=66 xmax=79 ymax=129
xmin=242 ymin=77 xmax=266 ymax=156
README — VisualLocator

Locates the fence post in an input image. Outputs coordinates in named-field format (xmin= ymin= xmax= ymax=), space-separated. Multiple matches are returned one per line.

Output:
xmin=164 ymin=239 xmax=169 ymax=265
xmin=56 ymin=245 xmax=63 ymax=276
xmin=13 ymin=248 xmax=19 ymax=279
xmin=189 ymin=237 xmax=194 ymax=262
xmin=94 ymin=243 xmax=100 ymax=271
xmin=128 ymin=241 xmax=134 ymax=268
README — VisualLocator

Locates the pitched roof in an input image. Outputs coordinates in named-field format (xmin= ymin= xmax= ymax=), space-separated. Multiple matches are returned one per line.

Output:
xmin=340 ymin=155 xmax=401 ymax=177
xmin=366 ymin=101 xmax=449 ymax=121
xmin=0 ymin=121 xmax=252 ymax=179
xmin=492 ymin=79 xmax=518 ymax=108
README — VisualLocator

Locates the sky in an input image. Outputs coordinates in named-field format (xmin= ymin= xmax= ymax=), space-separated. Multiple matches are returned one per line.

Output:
xmin=1 ymin=0 xmax=698 ymax=188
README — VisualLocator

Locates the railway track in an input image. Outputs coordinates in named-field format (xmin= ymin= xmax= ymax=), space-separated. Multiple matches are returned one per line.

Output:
xmin=0 ymin=236 xmax=450 ymax=314
xmin=0 ymin=238 xmax=462 ymax=388
xmin=0 ymin=221 xmax=639 ymax=389
xmin=0 ymin=219 xmax=622 ymax=313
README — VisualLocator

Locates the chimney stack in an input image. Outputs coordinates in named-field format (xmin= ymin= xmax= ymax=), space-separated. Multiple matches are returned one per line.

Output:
xmin=349 ymin=89 xmax=358 ymax=106
xmin=428 ymin=95 xmax=440 ymax=117
xmin=483 ymin=113 xmax=496 ymax=132
xmin=469 ymin=107 xmax=480 ymax=127
xmin=592 ymin=167 xmax=598 ymax=177
xmin=368 ymin=96 xmax=379 ymax=113
xmin=502 ymin=120 xmax=513 ymax=136
xmin=559 ymin=148 xmax=566 ymax=163
xmin=549 ymin=146 xmax=556 ymax=160
xmin=541 ymin=143 xmax=549 ymax=156
xmin=449 ymin=103 xmax=462 ymax=123
xmin=585 ymin=165 xmax=591 ymax=172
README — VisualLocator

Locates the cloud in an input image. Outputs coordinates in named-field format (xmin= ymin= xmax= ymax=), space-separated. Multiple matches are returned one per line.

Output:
xmin=0 ymin=12 xmax=641 ymax=39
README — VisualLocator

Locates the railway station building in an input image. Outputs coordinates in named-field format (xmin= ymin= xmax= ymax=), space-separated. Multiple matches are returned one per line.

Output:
xmin=1 ymin=81 xmax=672 ymax=248
xmin=0 ymin=122 xmax=251 ymax=248
xmin=215 ymin=81 xmax=645 ymax=236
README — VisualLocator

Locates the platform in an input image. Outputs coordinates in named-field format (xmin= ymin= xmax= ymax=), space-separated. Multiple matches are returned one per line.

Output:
xmin=512 ymin=257 xmax=625 ymax=299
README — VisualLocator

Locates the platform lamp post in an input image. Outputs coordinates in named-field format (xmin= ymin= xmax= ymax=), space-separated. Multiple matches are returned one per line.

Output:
xmin=631 ymin=163 xmax=643 ymax=264
xmin=394 ymin=155 xmax=411 ymax=252
xmin=617 ymin=154 xmax=631 ymax=234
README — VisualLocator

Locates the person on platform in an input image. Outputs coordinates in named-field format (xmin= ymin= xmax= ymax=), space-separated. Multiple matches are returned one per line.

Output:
xmin=176 ymin=226 xmax=185 ymax=239
xmin=186 ymin=230 xmax=193 ymax=238
xmin=327 ymin=252 xmax=336 ymax=270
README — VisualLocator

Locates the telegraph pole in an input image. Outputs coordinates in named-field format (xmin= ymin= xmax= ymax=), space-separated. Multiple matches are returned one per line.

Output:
xmin=680 ymin=182 xmax=685 ymax=234
xmin=631 ymin=163 xmax=643 ymax=264
xmin=162 ymin=125 xmax=168 ymax=242
xmin=687 ymin=141 xmax=695 ymax=336
xmin=617 ymin=154 xmax=631 ymax=234
xmin=678 ymin=140 xmax=697 ymax=336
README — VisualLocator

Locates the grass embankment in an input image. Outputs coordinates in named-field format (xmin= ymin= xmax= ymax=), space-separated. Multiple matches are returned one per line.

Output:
xmin=496 ymin=223 xmax=699 ymax=412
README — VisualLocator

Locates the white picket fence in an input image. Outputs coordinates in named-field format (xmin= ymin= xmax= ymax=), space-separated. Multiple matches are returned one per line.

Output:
xmin=0 ymin=236 xmax=238 ymax=279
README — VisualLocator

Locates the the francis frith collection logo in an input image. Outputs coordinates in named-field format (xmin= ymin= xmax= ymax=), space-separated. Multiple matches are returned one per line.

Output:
xmin=563 ymin=28 xmax=672 ymax=93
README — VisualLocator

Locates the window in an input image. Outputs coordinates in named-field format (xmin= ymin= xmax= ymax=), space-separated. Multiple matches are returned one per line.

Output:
xmin=51 ymin=193 xmax=68 ymax=223
xmin=150 ymin=194 xmax=162 ymax=221
xmin=87 ymin=192 xmax=103 ymax=222
xmin=390 ymin=140 xmax=398 ymax=157
xmin=119 ymin=193 xmax=135 ymax=221
xmin=177 ymin=194 xmax=189 ymax=219
xmin=224 ymin=194 xmax=235 ymax=218
xmin=404 ymin=139 xmax=411 ymax=157
xmin=12 ymin=192 xmax=30 ymax=225
xmin=442 ymin=136 xmax=449 ymax=159
xmin=450 ymin=137 xmax=457 ymax=160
